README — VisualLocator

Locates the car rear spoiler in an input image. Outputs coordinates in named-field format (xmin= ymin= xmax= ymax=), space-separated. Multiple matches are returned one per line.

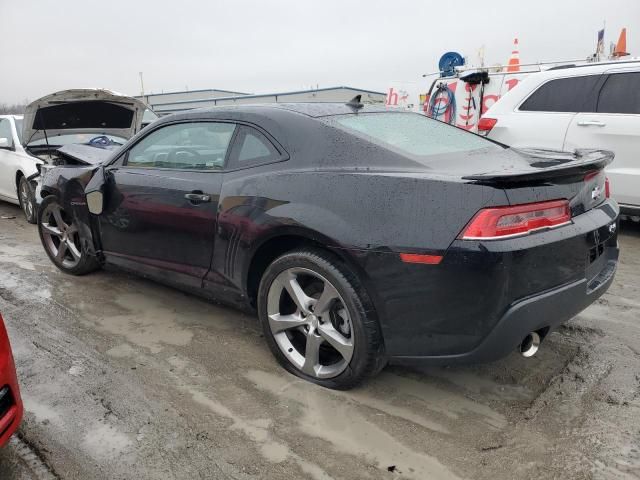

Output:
xmin=463 ymin=149 xmax=614 ymax=184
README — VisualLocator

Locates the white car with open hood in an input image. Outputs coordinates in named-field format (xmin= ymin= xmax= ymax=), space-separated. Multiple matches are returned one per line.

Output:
xmin=0 ymin=89 xmax=152 ymax=223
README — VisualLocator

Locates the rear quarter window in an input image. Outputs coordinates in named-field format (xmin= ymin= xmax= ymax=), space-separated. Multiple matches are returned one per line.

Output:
xmin=329 ymin=113 xmax=499 ymax=159
xmin=519 ymin=75 xmax=602 ymax=113
xmin=226 ymin=126 xmax=284 ymax=169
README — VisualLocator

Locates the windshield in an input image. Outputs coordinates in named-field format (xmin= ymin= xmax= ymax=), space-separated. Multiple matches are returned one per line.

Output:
xmin=329 ymin=112 xmax=502 ymax=159
xmin=28 ymin=133 xmax=127 ymax=147
xmin=14 ymin=118 xmax=23 ymax=143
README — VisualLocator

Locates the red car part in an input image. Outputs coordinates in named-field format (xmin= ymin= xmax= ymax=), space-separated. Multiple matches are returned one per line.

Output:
xmin=0 ymin=312 xmax=23 ymax=447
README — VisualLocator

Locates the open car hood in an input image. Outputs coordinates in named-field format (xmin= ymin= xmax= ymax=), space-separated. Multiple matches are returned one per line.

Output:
xmin=23 ymin=89 xmax=148 ymax=146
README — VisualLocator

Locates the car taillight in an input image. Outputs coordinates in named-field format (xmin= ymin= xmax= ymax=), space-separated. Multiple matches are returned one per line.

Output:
xmin=605 ymin=177 xmax=610 ymax=198
xmin=459 ymin=199 xmax=571 ymax=240
xmin=584 ymin=170 xmax=599 ymax=182
xmin=477 ymin=117 xmax=497 ymax=135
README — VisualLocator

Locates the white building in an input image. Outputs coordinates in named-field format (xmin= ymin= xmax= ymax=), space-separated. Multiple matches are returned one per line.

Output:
xmin=137 ymin=86 xmax=386 ymax=116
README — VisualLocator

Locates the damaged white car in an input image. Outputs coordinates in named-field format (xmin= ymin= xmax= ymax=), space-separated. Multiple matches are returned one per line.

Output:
xmin=0 ymin=89 xmax=152 ymax=222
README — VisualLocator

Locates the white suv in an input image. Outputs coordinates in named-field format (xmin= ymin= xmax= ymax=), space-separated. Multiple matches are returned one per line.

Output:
xmin=481 ymin=60 xmax=640 ymax=218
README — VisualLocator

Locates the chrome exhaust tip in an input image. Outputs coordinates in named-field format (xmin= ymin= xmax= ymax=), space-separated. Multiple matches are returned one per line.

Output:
xmin=520 ymin=332 xmax=541 ymax=358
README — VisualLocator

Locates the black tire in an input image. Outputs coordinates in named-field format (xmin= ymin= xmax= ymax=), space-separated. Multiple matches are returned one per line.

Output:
xmin=18 ymin=176 xmax=37 ymax=224
xmin=258 ymin=248 xmax=386 ymax=390
xmin=37 ymin=196 xmax=100 ymax=275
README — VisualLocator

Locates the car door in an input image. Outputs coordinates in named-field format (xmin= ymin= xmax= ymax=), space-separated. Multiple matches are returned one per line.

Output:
xmin=0 ymin=118 xmax=18 ymax=201
xmin=564 ymin=71 xmax=640 ymax=208
xmin=100 ymin=120 xmax=237 ymax=289
xmin=497 ymin=74 xmax=605 ymax=149
xmin=205 ymin=124 xmax=288 ymax=292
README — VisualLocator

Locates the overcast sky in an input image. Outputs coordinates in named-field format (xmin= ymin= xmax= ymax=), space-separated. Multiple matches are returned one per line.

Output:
xmin=1 ymin=0 xmax=638 ymax=104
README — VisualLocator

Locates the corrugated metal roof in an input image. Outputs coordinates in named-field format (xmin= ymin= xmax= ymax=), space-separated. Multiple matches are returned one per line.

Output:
xmin=139 ymin=88 xmax=250 ymax=98
xmin=146 ymin=86 xmax=385 ymax=109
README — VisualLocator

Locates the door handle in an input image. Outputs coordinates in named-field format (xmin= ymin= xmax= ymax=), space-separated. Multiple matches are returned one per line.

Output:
xmin=184 ymin=192 xmax=211 ymax=204
xmin=577 ymin=120 xmax=606 ymax=127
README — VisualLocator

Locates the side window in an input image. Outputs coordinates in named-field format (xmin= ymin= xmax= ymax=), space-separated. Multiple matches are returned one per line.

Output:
xmin=519 ymin=75 xmax=602 ymax=113
xmin=0 ymin=119 xmax=14 ymax=148
xmin=227 ymin=126 xmax=282 ymax=169
xmin=597 ymin=73 xmax=640 ymax=114
xmin=126 ymin=122 xmax=236 ymax=170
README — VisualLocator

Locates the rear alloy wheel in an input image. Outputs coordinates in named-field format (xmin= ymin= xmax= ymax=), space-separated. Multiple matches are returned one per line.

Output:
xmin=18 ymin=177 xmax=36 ymax=224
xmin=38 ymin=196 xmax=100 ymax=275
xmin=258 ymin=249 xmax=385 ymax=389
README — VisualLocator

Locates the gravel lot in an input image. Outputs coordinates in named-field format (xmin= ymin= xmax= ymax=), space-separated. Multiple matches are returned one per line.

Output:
xmin=0 ymin=201 xmax=638 ymax=480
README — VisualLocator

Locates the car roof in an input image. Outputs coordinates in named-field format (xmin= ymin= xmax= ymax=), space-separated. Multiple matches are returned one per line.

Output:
xmin=115 ymin=103 xmax=425 ymax=172
xmin=153 ymin=102 xmax=393 ymax=123
xmin=543 ymin=58 xmax=640 ymax=74
xmin=141 ymin=103 xmax=405 ymax=145
xmin=537 ymin=60 xmax=640 ymax=78
xmin=508 ymin=60 xmax=640 ymax=94
xmin=258 ymin=102 xmax=391 ymax=117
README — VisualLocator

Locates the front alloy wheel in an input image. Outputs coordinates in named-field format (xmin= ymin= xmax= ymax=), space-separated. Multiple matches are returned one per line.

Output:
xmin=40 ymin=202 xmax=83 ymax=269
xmin=37 ymin=196 xmax=100 ymax=275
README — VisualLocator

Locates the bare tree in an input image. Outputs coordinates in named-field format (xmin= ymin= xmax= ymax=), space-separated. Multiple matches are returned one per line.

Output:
xmin=0 ymin=99 xmax=30 ymax=114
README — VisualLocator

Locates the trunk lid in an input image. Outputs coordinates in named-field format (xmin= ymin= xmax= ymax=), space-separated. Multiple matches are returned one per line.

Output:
xmin=22 ymin=89 xmax=148 ymax=146
xmin=459 ymin=148 xmax=614 ymax=217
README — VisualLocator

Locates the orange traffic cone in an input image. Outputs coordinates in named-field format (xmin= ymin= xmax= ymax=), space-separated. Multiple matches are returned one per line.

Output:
xmin=613 ymin=28 xmax=629 ymax=57
xmin=507 ymin=38 xmax=520 ymax=72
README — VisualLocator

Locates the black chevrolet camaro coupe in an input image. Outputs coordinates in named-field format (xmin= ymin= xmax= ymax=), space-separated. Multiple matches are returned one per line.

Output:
xmin=36 ymin=101 xmax=619 ymax=389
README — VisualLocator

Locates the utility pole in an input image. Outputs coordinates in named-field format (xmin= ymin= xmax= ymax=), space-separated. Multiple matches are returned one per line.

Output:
xmin=139 ymin=72 xmax=145 ymax=97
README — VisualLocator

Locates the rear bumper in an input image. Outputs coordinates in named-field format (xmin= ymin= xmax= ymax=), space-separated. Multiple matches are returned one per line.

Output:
xmin=391 ymin=251 xmax=617 ymax=366
xmin=355 ymin=199 xmax=620 ymax=364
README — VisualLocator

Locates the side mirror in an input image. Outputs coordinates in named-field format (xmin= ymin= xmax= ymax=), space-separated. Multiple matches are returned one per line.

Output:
xmin=0 ymin=137 xmax=12 ymax=149
xmin=85 ymin=166 xmax=106 ymax=215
